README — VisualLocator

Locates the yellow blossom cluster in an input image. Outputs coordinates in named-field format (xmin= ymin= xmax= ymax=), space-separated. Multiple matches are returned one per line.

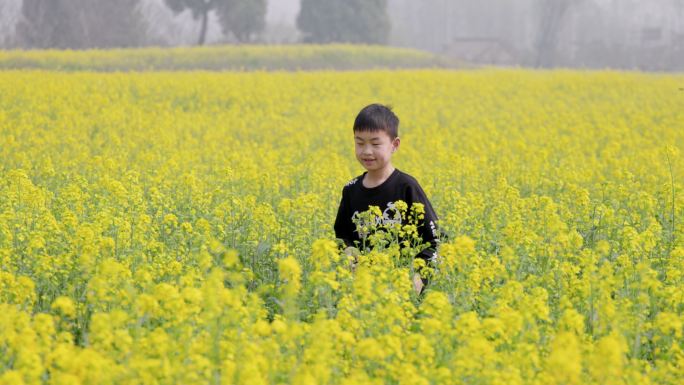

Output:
xmin=0 ymin=68 xmax=683 ymax=384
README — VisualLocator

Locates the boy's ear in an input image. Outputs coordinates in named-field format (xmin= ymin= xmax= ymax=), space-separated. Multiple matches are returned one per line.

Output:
xmin=392 ymin=137 xmax=400 ymax=151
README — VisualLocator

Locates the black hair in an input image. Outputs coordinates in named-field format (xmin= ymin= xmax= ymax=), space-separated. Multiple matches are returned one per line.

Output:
xmin=353 ymin=103 xmax=399 ymax=139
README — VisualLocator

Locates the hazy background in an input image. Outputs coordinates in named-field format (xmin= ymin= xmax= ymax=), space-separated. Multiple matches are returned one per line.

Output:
xmin=1 ymin=0 xmax=682 ymax=71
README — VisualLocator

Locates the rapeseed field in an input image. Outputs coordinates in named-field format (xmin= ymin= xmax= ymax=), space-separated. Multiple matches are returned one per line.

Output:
xmin=1 ymin=69 xmax=683 ymax=384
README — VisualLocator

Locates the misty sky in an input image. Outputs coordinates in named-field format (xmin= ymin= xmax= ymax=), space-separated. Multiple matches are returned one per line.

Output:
xmin=1 ymin=0 xmax=682 ymax=70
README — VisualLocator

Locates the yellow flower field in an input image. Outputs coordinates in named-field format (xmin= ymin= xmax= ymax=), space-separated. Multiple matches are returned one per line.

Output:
xmin=1 ymin=69 xmax=684 ymax=384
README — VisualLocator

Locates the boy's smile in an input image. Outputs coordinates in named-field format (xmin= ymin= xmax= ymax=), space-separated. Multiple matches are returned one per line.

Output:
xmin=354 ymin=129 xmax=400 ymax=178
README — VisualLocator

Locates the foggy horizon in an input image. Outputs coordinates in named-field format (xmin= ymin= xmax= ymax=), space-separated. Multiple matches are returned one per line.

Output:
xmin=1 ymin=0 xmax=682 ymax=71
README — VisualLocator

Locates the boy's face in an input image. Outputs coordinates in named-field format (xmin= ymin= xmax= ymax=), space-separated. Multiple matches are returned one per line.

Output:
xmin=354 ymin=129 xmax=400 ymax=173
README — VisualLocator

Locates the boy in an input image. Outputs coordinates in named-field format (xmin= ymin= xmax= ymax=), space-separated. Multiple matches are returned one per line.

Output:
xmin=334 ymin=103 xmax=440 ymax=295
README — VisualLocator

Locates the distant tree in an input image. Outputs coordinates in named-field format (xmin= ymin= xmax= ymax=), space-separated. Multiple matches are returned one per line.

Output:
xmin=297 ymin=0 xmax=390 ymax=44
xmin=534 ymin=0 xmax=584 ymax=67
xmin=163 ymin=0 xmax=222 ymax=45
xmin=216 ymin=0 xmax=267 ymax=43
xmin=0 ymin=0 xmax=21 ymax=48
xmin=16 ymin=0 xmax=145 ymax=49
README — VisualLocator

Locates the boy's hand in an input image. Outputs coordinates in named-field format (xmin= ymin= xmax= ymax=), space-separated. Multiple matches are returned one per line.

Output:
xmin=412 ymin=272 xmax=424 ymax=295
xmin=344 ymin=246 xmax=360 ymax=272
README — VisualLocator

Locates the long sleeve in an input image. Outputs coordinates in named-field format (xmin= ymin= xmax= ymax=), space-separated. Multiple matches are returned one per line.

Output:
xmin=405 ymin=183 xmax=440 ymax=265
xmin=334 ymin=186 xmax=354 ymax=248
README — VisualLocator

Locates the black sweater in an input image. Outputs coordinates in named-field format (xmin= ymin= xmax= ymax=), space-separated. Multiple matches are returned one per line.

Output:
xmin=334 ymin=168 xmax=440 ymax=264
